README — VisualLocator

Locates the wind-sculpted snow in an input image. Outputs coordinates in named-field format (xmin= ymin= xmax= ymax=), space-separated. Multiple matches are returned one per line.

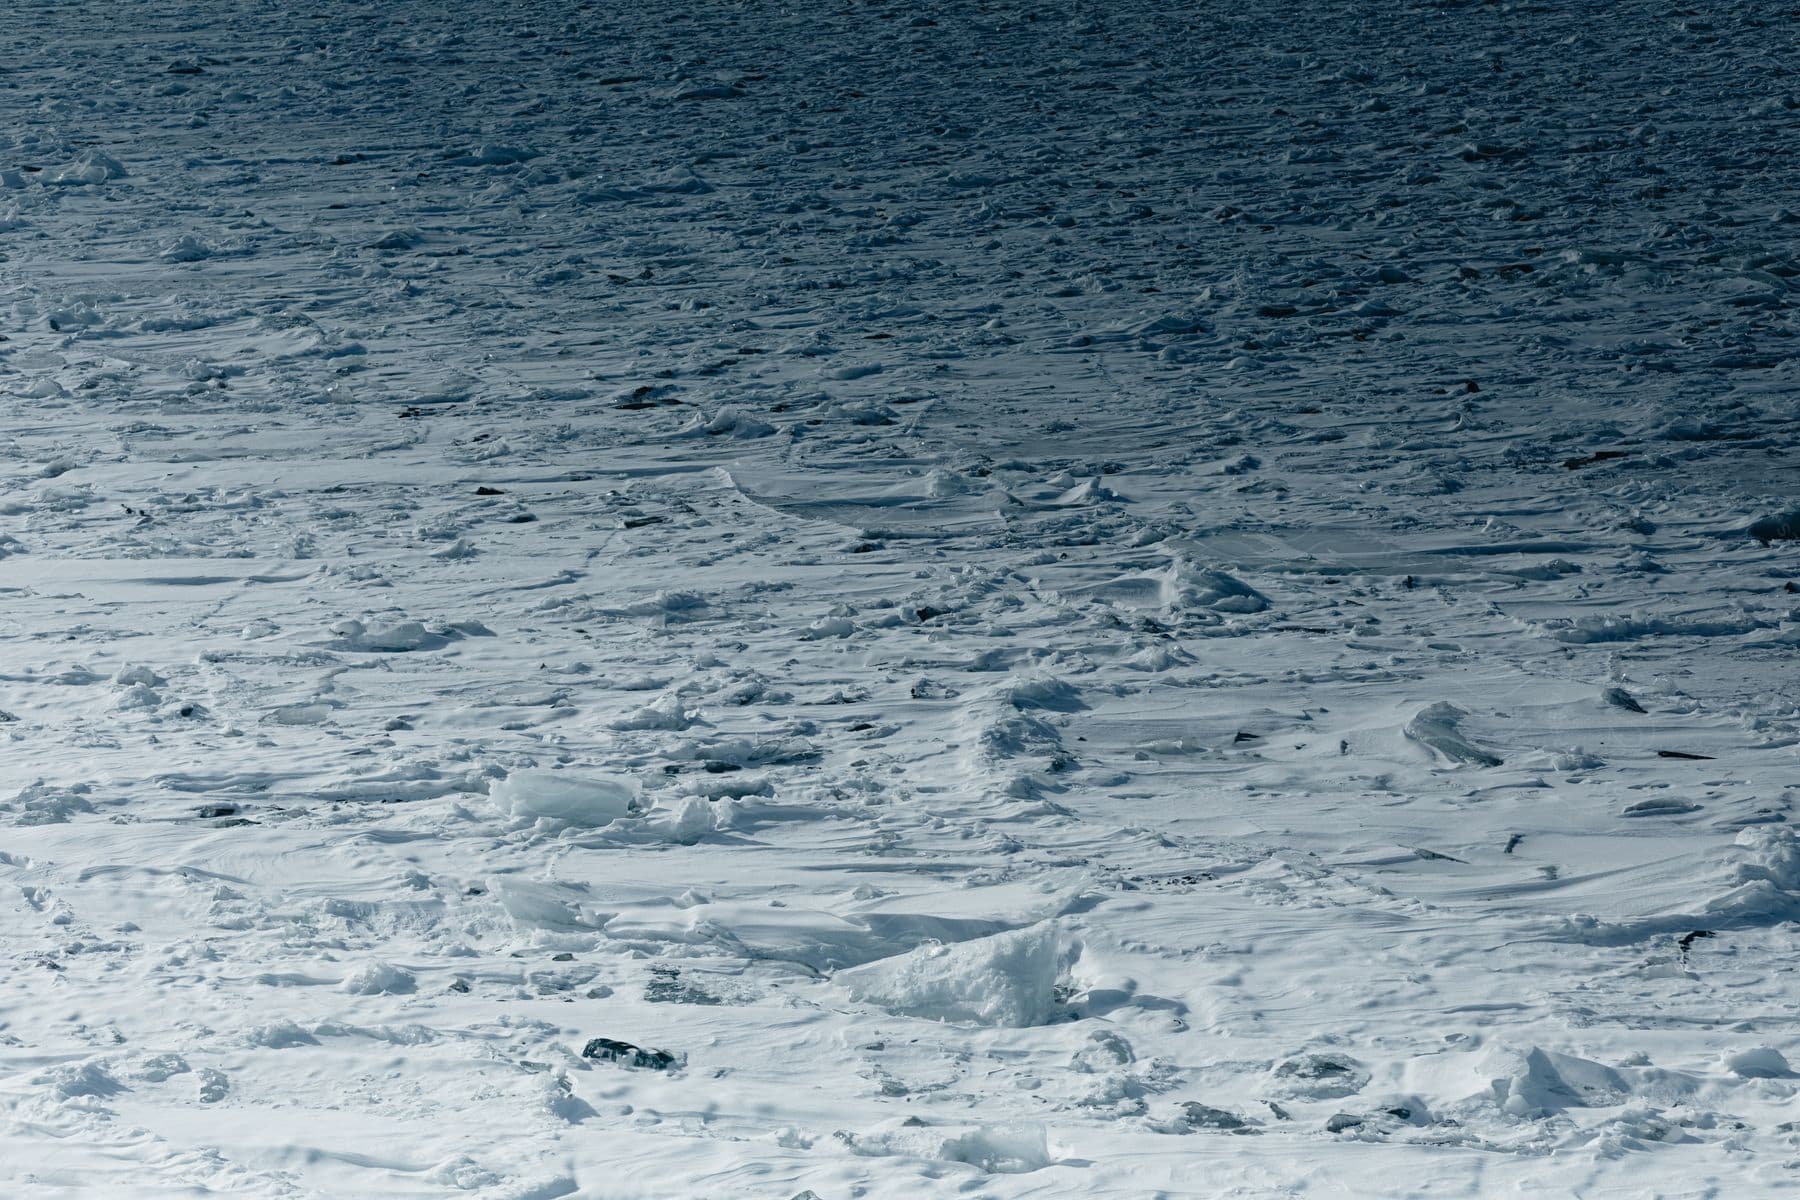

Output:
xmin=0 ymin=0 xmax=1797 ymax=1196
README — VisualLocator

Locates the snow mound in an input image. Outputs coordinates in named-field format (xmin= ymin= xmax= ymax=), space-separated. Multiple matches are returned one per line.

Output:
xmin=1170 ymin=559 xmax=1269 ymax=614
xmin=489 ymin=770 xmax=638 ymax=826
xmin=1082 ymin=557 xmax=1268 ymax=616
xmin=608 ymin=691 xmax=696 ymax=731
xmin=1722 ymin=1046 xmax=1791 ymax=1079
xmin=1702 ymin=826 xmax=1800 ymax=922
xmin=341 ymin=961 xmax=416 ymax=995
xmin=159 ymin=234 xmax=211 ymax=262
xmin=1556 ymin=826 xmax=1800 ymax=942
xmin=1483 ymin=1045 xmax=1628 ymax=1117
xmin=1402 ymin=1042 xmax=1692 ymax=1124
xmin=845 ymin=1119 xmax=1051 ymax=1174
xmin=1000 ymin=673 xmax=1085 ymax=712
xmin=35 ymin=1061 xmax=126 ymax=1102
xmin=677 ymin=406 xmax=775 ymax=438
xmin=5 ymin=781 xmax=97 ymax=826
xmin=836 ymin=922 xmax=1074 ymax=1027
xmin=327 ymin=619 xmax=451 ymax=652
xmin=49 ymin=150 xmax=128 ymax=185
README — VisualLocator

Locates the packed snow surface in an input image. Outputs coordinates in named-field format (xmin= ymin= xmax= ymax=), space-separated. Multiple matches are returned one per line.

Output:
xmin=1 ymin=0 xmax=1797 ymax=1196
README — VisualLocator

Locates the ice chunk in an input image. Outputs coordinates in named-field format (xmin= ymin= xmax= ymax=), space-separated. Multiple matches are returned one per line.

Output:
xmin=1489 ymin=1046 xmax=1627 ymax=1116
xmin=1721 ymin=1046 xmax=1791 ymax=1079
xmin=608 ymin=692 xmax=696 ymax=731
xmin=49 ymin=150 xmax=128 ymax=185
xmin=489 ymin=770 xmax=637 ymax=826
xmin=644 ymin=795 xmax=714 ymax=844
xmin=837 ymin=922 xmax=1073 ymax=1027
xmin=1404 ymin=702 xmax=1502 ymax=767
xmin=486 ymin=877 xmax=613 ymax=931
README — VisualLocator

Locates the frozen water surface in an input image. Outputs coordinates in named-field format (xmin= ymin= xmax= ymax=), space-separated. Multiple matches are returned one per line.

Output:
xmin=1 ymin=0 xmax=1797 ymax=1195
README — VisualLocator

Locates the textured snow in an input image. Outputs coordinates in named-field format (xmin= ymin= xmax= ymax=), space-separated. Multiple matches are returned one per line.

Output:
xmin=1 ymin=0 xmax=1797 ymax=1196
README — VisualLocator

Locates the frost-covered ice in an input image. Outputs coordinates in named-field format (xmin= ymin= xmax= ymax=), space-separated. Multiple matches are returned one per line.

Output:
xmin=1 ymin=0 xmax=1798 ymax=1196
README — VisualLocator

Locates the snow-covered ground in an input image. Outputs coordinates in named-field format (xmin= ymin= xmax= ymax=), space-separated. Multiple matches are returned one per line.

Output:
xmin=3 ymin=0 xmax=1798 ymax=1195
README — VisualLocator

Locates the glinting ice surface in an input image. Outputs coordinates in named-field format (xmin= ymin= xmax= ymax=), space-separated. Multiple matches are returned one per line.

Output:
xmin=488 ymin=769 xmax=638 ymax=826
xmin=0 ymin=0 xmax=1797 ymax=1195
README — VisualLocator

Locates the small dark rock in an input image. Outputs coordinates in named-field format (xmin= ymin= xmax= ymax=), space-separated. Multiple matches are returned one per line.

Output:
xmin=1748 ymin=510 xmax=1800 ymax=543
xmin=1563 ymin=449 xmax=1629 ymax=470
xmin=1181 ymin=1102 xmax=1249 ymax=1130
xmin=475 ymin=486 xmax=506 ymax=496
xmin=1276 ymin=1054 xmax=1356 ymax=1080
xmin=582 ymin=1037 xmax=680 ymax=1071
xmin=1602 ymin=686 xmax=1646 ymax=713
xmin=197 ymin=804 xmax=238 ymax=819
xmin=1677 ymin=929 xmax=1714 ymax=956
